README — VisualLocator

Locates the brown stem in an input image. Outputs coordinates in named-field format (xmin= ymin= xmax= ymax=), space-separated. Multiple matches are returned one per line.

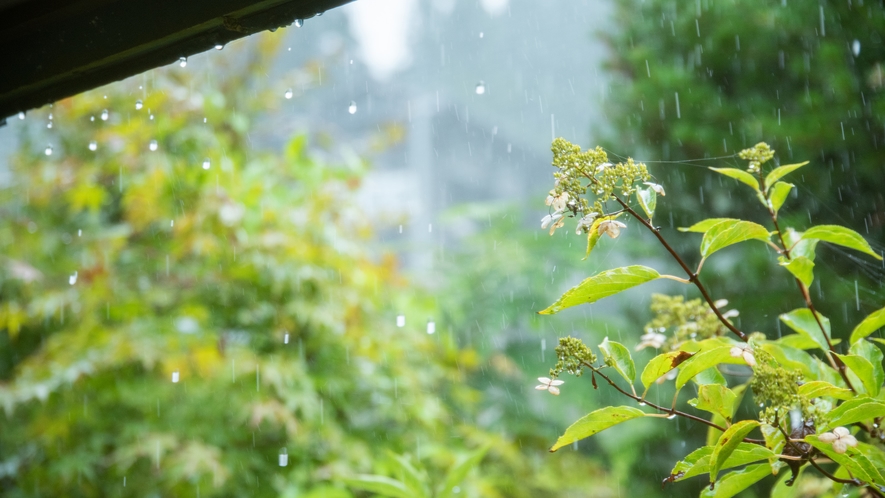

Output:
xmin=580 ymin=361 xmax=766 ymax=445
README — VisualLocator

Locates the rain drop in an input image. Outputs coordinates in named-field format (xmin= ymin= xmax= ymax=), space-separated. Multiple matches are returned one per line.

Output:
xmin=294 ymin=19 xmax=304 ymax=27
xmin=278 ymin=448 xmax=288 ymax=466
xmin=284 ymin=333 xmax=289 ymax=344
xmin=666 ymin=413 xmax=677 ymax=420
xmin=135 ymin=99 xmax=143 ymax=110
xmin=179 ymin=57 xmax=187 ymax=67
xmin=101 ymin=109 xmax=109 ymax=121
xmin=852 ymin=39 xmax=861 ymax=56
xmin=149 ymin=140 xmax=158 ymax=151
xmin=638 ymin=401 xmax=646 ymax=406
xmin=88 ymin=141 xmax=98 ymax=151
xmin=426 ymin=321 xmax=436 ymax=334
xmin=348 ymin=101 xmax=357 ymax=114
xmin=215 ymin=44 xmax=224 ymax=50
xmin=284 ymin=88 xmax=293 ymax=99
xmin=396 ymin=315 xmax=406 ymax=327
xmin=46 ymin=121 xmax=52 ymax=129
xmin=475 ymin=81 xmax=486 ymax=95
xmin=202 ymin=158 xmax=211 ymax=170
xmin=479 ymin=32 xmax=484 ymax=38
xmin=69 ymin=271 xmax=78 ymax=285
xmin=17 ymin=112 xmax=24 ymax=120
xmin=44 ymin=145 xmax=53 ymax=156
xmin=149 ymin=114 xmax=154 ymax=120
xmin=90 ymin=116 xmax=95 ymax=122
xmin=171 ymin=371 xmax=180 ymax=383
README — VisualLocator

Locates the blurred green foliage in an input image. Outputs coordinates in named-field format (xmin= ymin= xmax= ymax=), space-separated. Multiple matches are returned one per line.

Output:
xmin=0 ymin=34 xmax=610 ymax=497
xmin=603 ymin=0 xmax=885 ymax=338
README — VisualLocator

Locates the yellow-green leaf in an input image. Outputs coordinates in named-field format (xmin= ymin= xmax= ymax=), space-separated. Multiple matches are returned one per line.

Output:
xmin=709 ymin=167 xmax=761 ymax=193
xmin=636 ymin=187 xmax=656 ymax=220
xmin=825 ymin=397 xmax=885 ymax=430
xmin=768 ymin=181 xmax=794 ymax=214
xmin=640 ymin=350 xmax=693 ymax=389
xmin=778 ymin=256 xmax=814 ymax=288
xmin=850 ymin=306 xmax=885 ymax=344
xmin=700 ymin=220 xmax=771 ymax=259
xmin=764 ymin=161 xmax=809 ymax=191
xmin=805 ymin=436 xmax=885 ymax=487
xmin=342 ymin=475 xmax=416 ymax=498
xmin=549 ymin=406 xmax=646 ymax=452
xmin=675 ymin=346 xmax=744 ymax=389
xmin=678 ymin=218 xmax=738 ymax=233
xmin=538 ymin=266 xmax=660 ymax=315
xmin=688 ymin=384 xmax=738 ymax=421
xmin=671 ymin=443 xmax=774 ymax=482
xmin=701 ymin=463 xmax=773 ymax=498
xmin=710 ymin=420 xmax=760 ymax=484
xmin=797 ymin=380 xmax=854 ymax=401
xmin=800 ymin=225 xmax=883 ymax=260
xmin=835 ymin=353 xmax=881 ymax=397
xmin=583 ymin=214 xmax=623 ymax=261
xmin=599 ymin=337 xmax=636 ymax=385
xmin=779 ymin=309 xmax=830 ymax=352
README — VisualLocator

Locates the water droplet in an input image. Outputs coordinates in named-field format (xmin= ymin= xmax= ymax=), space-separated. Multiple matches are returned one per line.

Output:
xmin=48 ymin=113 xmax=53 ymax=120
xmin=135 ymin=99 xmax=143 ymax=110
xmin=426 ymin=321 xmax=436 ymax=334
xmin=171 ymin=371 xmax=180 ymax=383
xmin=215 ymin=44 xmax=224 ymax=50
xmin=666 ymin=413 xmax=677 ymax=420
xmin=294 ymin=19 xmax=304 ymax=27
xmin=69 ymin=271 xmax=78 ymax=285
xmin=78 ymin=229 xmax=82 ymax=237
xmin=202 ymin=158 xmax=211 ymax=170
xmin=149 ymin=140 xmax=158 ymax=151
xmin=101 ymin=109 xmax=109 ymax=121
xmin=638 ymin=401 xmax=646 ymax=406
xmin=88 ymin=141 xmax=98 ymax=151
xmin=284 ymin=333 xmax=289 ymax=344
xmin=278 ymin=448 xmax=288 ymax=466
xmin=396 ymin=315 xmax=405 ymax=327
xmin=179 ymin=57 xmax=187 ymax=67
xmin=479 ymin=32 xmax=484 ymax=38
xmin=475 ymin=81 xmax=486 ymax=95
xmin=44 ymin=145 xmax=53 ymax=156
xmin=349 ymin=59 xmax=353 ymax=64
xmin=202 ymin=117 xmax=207 ymax=123
xmin=348 ymin=101 xmax=357 ymax=114
xmin=46 ymin=121 xmax=52 ymax=129
xmin=852 ymin=39 xmax=861 ymax=56
xmin=149 ymin=114 xmax=155 ymax=120
xmin=284 ymin=88 xmax=293 ymax=99
xmin=17 ymin=112 xmax=24 ymax=119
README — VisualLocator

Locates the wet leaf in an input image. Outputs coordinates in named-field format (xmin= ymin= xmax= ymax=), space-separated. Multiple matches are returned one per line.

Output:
xmin=700 ymin=220 xmax=771 ymax=259
xmin=640 ymin=350 xmax=693 ymax=389
xmin=835 ymin=343 xmax=883 ymax=396
xmin=636 ymin=187 xmax=656 ymax=220
xmin=671 ymin=443 xmax=774 ymax=482
xmin=758 ymin=342 xmax=821 ymax=380
xmin=599 ymin=337 xmax=636 ymax=385
xmin=768 ymin=181 xmax=793 ymax=213
xmin=825 ymin=397 xmax=885 ymax=430
xmin=779 ymin=309 xmax=830 ymax=352
xmin=343 ymin=475 xmax=416 ymax=498
xmin=764 ymin=161 xmax=808 ymax=191
xmin=778 ymin=256 xmax=814 ymax=288
xmin=678 ymin=218 xmax=737 ymax=233
xmin=700 ymin=463 xmax=774 ymax=498
xmin=797 ymin=380 xmax=853 ymax=401
xmin=805 ymin=436 xmax=885 ymax=487
xmin=675 ymin=346 xmax=743 ymax=389
xmin=688 ymin=384 xmax=737 ymax=421
xmin=538 ymin=266 xmax=660 ymax=315
xmin=583 ymin=214 xmax=623 ymax=260
xmin=438 ymin=446 xmax=488 ymax=498
xmin=850 ymin=306 xmax=885 ymax=344
xmin=800 ymin=225 xmax=883 ymax=260
xmin=710 ymin=420 xmax=760 ymax=484
xmin=549 ymin=406 xmax=645 ymax=452
xmin=709 ymin=167 xmax=761 ymax=193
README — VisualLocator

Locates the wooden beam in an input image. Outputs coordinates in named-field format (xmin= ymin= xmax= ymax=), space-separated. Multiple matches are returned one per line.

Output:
xmin=0 ymin=0 xmax=353 ymax=122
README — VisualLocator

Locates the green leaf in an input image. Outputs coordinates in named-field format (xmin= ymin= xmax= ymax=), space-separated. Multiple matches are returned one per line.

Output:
xmin=779 ymin=309 xmax=830 ymax=352
xmin=768 ymin=182 xmax=794 ymax=213
xmin=783 ymin=228 xmax=819 ymax=261
xmin=688 ymin=384 xmax=738 ymax=421
xmin=778 ymin=256 xmax=814 ymax=288
xmin=835 ymin=352 xmax=881 ymax=397
xmin=678 ymin=218 xmax=738 ymax=233
xmin=675 ymin=346 xmax=744 ymax=389
xmin=599 ymin=337 xmax=636 ymax=385
xmin=700 ymin=220 xmax=771 ymax=259
xmin=797 ymin=380 xmax=854 ymax=401
xmin=640 ymin=351 xmax=694 ymax=389
xmin=764 ymin=161 xmax=809 ymax=191
xmin=709 ymin=420 xmax=760 ymax=484
xmin=583 ymin=214 xmax=623 ymax=261
xmin=693 ymin=366 xmax=728 ymax=387
xmin=775 ymin=333 xmax=833 ymax=351
xmin=758 ymin=342 xmax=821 ymax=380
xmin=760 ymin=423 xmax=786 ymax=454
xmin=538 ymin=266 xmax=660 ymax=315
xmin=549 ymin=406 xmax=645 ymax=452
xmin=850 ymin=340 xmax=884 ymax=395
xmin=850 ymin=306 xmax=885 ymax=344
xmin=343 ymin=475 xmax=416 ymax=498
xmin=671 ymin=443 xmax=774 ymax=482
xmin=636 ymin=187 xmax=656 ymax=220
xmin=709 ymin=167 xmax=761 ymax=193
xmin=805 ymin=436 xmax=885 ymax=487
xmin=387 ymin=453 xmax=429 ymax=497
xmin=701 ymin=463 xmax=773 ymax=498
xmin=800 ymin=225 xmax=883 ymax=260
xmin=826 ymin=397 xmax=885 ymax=430
xmin=438 ymin=446 xmax=488 ymax=498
